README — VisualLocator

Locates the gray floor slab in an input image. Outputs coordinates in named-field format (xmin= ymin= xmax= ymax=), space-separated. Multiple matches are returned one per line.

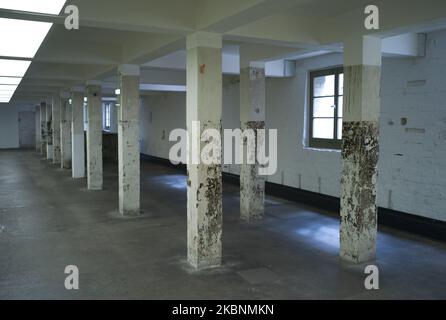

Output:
xmin=0 ymin=150 xmax=445 ymax=300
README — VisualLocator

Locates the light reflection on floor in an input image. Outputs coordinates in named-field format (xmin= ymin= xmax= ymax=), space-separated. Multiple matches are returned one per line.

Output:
xmin=150 ymin=174 xmax=187 ymax=190
xmin=296 ymin=224 xmax=340 ymax=250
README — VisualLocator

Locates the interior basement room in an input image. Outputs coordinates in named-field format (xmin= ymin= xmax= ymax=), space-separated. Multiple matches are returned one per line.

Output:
xmin=1 ymin=0 xmax=446 ymax=307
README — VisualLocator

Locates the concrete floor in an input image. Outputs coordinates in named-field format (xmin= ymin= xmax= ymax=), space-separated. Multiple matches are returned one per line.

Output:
xmin=0 ymin=149 xmax=445 ymax=300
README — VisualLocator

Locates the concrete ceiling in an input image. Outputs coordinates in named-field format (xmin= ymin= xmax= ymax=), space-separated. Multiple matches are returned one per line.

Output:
xmin=1 ymin=0 xmax=446 ymax=103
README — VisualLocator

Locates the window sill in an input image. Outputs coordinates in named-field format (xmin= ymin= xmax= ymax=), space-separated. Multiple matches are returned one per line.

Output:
xmin=303 ymin=146 xmax=341 ymax=153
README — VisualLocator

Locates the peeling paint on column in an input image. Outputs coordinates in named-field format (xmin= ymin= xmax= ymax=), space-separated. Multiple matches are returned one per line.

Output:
xmin=40 ymin=103 xmax=47 ymax=157
xmin=86 ymin=85 xmax=103 ymax=190
xmin=46 ymin=105 xmax=53 ymax=160
xmin=60 ymin=99 xmax=72 ymax=170
xmin=52 ymin=98 xmax=61 ymax=164
xmin=71 ymin=92 xmax=85 ymax=179
xmin=118 ymin=72 xmax=140 ymax=216
xmin=240 ymin=120 xmax=266 ymax=221
xmin=35 ymin=106 xmax=41 ymax=153
xmin=188 ymin=120 xmax=223 ymax=269
xmin=340 ymin=58 xmax=381 ymax=264
xmin=186 ymin=35 xmax=223 ymax=270
xmin=340 ymin=122 xmax=380 ymax=263
xmin=240 ymin=66 xmax=266 ymax=221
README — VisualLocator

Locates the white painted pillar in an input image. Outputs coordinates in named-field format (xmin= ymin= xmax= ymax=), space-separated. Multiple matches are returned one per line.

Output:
xmin=340 ymin=36 xmax=382 ymax=263
xmin=40 ymin=102 xmax=47 ymax=157
xmin=52 ymin=96 xmax=61 ymax=164
xmin=117 ymin=65 xmax=140 ymax=215
xmin=86 ymin=81 xmax=103 ymax=190
xmin=186 ymin=32 xmax=223 ymax=270
xmin=60 ymin=95 xmax=72 ymax=169
xmin=239 ymin=52 xmax=266 ymax=221
xmin=46 ymin=98 xmax=53 ymax=160
xmin=35 ymin=105 xmax=41 ymax=153
xmin=71 ymin=90 xmax=85 ymax=178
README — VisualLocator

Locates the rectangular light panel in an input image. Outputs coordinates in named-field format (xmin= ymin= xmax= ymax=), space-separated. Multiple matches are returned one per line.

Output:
xmin=0 ymin=59 xmax=31 ymax=77
xmin=0 ymin=76 xmax=21 ymax=85
xmin=0 ymin=0 xmax=67 ymax=15
xmin=0 ymin=18 xmax=52 ymax=58
xmin=0 ymin=84 xmax=18 ymax=91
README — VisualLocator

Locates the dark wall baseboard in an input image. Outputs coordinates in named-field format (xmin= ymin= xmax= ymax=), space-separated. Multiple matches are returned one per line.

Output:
xmin=140 ymin=153 xmax=446 ymax=243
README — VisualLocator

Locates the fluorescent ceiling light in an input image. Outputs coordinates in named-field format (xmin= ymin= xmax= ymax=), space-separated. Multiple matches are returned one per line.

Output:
xmin=0 ymin=76 xmax=21 ymax=85
xmin=0 ymin=18 xmax=52 ymax=58
xmin=0 ymin=0 xmax=67 ymax=15
xmin=0 ymin=59 xmax=31 ymax=77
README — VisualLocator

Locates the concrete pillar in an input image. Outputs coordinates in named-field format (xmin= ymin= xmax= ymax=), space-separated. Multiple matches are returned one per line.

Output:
xmin=35 ymin=105 xmax=41 ymax=153
xmin=340 ymin=36 xmax=382 ymax=263
xmin=40 ymin=102 xmax=47 ymax=157
xmin=60 ymin=95 xmax=72 ymax=169
xmin=71 ymin=90 xmax=85 ymax=178
xmin=117 ymin=65 xmax=140 ymax=215
xmin=239 ymin=54 xmax=266 ymax=221
xmin=52 ymin=96 xmax=61 ymax=164
xmin=86 ymin=81 xmax=103 ymax=190
xmin=46 ymin=98 xmax=53 ymax=160
xmin=186 ymin=32 xmax=223 ymax=270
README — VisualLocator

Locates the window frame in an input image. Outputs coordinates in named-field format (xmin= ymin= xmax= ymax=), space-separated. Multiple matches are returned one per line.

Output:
xmin=308 ymin=66 xmax=344 ymax=150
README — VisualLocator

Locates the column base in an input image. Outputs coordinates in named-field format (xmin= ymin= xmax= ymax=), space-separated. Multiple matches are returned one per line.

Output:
xmin=340 ymin=249 xmax=376 ymax=264
xmin=188 ymin=255 xmax=222 ymax=270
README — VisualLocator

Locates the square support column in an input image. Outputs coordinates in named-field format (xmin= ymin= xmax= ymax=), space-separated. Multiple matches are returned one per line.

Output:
xmin=60 ymin=95 xmax=72 ymax=169
xmin=40 ymin=102 xmax=47 ymax=157
xmin=117 ymin=65 xmax=140 ymax=216
xmin=71 ymin=90 xmax=85 ymax=178
xmin=46 ymin=98 xmax=53 ymax=160
xmin=186 ymin=32 xmax=223 ymax=270
xmin=239 ymin=57 xmax=266 ymax=221
xmin=35 ymin=105 xmax=41 ymax=153
xmin=52 ymin=96 xmax=61 ymax=164
xmin=86 ymin=81 xmax=103 ymax=190
xmin=340 ymin=36 xmax=382 ymax=263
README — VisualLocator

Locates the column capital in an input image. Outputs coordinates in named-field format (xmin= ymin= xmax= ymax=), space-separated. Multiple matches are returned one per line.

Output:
xmin=239 ymin=44 xmax=267 ymax=69
xmin=118 ymin=64 xmax=140 ymax=77
xmin=343 ymin=35 xmax=382 ymax=67
xmin=186 ymin=31 xmax=222 ymax=50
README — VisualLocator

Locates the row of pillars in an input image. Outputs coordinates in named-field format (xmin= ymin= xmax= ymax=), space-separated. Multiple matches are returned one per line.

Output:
xmin=34 ymin=67 xmax=141 ymax=217
xmin=34 ymin=32 xmax=381 ymax=270
xmin=185 ymin=32 xmax=382 ymax=268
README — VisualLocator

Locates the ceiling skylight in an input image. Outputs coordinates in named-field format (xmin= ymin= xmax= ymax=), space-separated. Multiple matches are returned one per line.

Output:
xmin=0 ymin=77 xmax=21 ymax=85
xmin=0 ymin=59 xmax=31 ymax=77
xmin=0 ymin=84 xmax=18 ymax=91
xmin=0 ymin=18 xmax=52 ymax=58
xmin=0 ymin=0 xmax=67 ymax=15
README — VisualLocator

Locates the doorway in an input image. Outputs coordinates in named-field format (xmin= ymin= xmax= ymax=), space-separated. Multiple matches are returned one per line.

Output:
xmin=19 ymin=111 xmax=36 ymax=149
